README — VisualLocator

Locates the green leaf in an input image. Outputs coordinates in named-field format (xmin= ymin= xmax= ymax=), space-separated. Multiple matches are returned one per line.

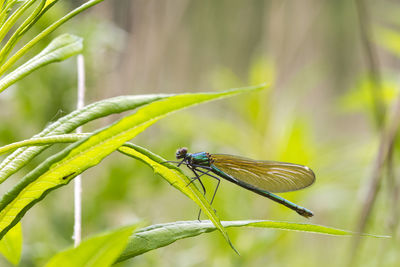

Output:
xmin=0 ymin=0 xmax=36 ymax=43
xmin=19 ymin=1 xmax=60 ymax=36
xmin=0 ymin=94 xmax=170 ymax=183
xmin=0 ymin=34 xmax=83 ymax=93
xmin=0 ymin=137 xmax=230 ymax=246
xmin=0 ymin=0 xmax=47 ymax=64
xmin=46 ymin=225 xmax=137 ymax=267
xmin=0 ymin=134 xmax=87 ymax=156
xmin=116 ymin=220 xmax=390 ymax=263
xmin=0 ymin=85 xmax=264 ymax=248
xmin=0 ymin=0 xmax=105 ymax=76
xmin=0 ymin=223 xmax=22 ymax=266
xmin=0 ymin=0 xmax=28 ymax=31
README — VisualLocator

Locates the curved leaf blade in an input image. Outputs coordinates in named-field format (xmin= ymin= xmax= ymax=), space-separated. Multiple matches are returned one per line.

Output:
xmin=0 ymin=223 xmax=22 ymax=266
xmin=116 ymin=220 xmax=390 ymax=263
xmin=0 ymin=34 xmax=83 ymax=93
xmin=46 ymin=225 xmax=137 ymax=267
xmin=0 ymin=134 xmax=88 ymax=156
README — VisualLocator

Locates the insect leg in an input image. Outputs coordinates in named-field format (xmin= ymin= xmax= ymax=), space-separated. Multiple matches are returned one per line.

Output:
xmin=191 ymin=167 xmax=221 ymax=205
xmin=189 ymin=167 xmax=223 ymax=219
xmin=186 ymin=169 xmax=212 ymax=187
xmin=177 ymin=158 xmax=186 ymax=167
xmin=187 ymin=167 xmax=207 ymax=196
xmin=187 ymin=168 xmax=209 ymax=221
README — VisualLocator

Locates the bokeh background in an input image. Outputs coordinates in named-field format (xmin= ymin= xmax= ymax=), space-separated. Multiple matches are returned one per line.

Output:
xmin=1 ymin=0 xmax=400 ymax=266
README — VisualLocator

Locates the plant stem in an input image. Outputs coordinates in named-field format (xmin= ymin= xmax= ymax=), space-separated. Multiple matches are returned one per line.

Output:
xmin=74 ymin=54 xmax=85 ymax=247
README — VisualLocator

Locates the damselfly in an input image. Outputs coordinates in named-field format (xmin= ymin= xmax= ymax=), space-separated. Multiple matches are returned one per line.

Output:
xmin=170 ymin=147 xmax=315 ymax=218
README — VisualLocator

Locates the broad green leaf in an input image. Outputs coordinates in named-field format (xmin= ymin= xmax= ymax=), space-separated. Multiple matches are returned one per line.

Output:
xmin=116 ymin=220 xmax=390 ymax=263
xmin=0 ymin=0 xmax=105 ymax=76
xmin=117 ymin=143 xmax=237 ymax=251
xmin=0 ymin=223 xmax=22 ymax=266
xmin=0 ymin=94 xmax=170 ymax=183
xmin=0 ymin=85 xmax=264 ymax=249
xmin=46 ymin=225 xmax=137 ymax=267
xmin=0 ymin=34 xmax=83 ymax=93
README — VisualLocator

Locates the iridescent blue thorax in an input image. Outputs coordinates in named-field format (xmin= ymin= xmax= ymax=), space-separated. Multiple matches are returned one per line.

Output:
xmin=187 ymin=152 xmax=213 ymax=166
xmin=175 ymin=147 xmax=213 ymax=167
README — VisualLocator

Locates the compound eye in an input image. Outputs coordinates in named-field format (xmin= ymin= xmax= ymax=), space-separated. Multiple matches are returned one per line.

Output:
xmin=175 ymin=147 xmax=188 ymax=159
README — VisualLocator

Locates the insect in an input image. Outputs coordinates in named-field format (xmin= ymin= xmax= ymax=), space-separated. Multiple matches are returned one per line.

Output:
xmin=171 ymin=147 xmax=315 ymax=218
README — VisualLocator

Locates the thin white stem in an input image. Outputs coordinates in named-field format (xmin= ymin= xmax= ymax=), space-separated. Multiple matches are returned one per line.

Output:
xmin=74 ymin=54 xmax=85 ymax=247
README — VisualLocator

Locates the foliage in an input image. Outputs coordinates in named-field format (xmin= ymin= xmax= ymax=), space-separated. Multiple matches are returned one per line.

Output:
xmin=0 ymin=1 xmax=399 ymax=267
xmin=46 ymin=224 xmax=137 ymax=267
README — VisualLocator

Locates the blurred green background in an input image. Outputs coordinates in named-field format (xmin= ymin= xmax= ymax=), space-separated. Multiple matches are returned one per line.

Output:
xmin=1 ymin=0 xmax=400 ymax=266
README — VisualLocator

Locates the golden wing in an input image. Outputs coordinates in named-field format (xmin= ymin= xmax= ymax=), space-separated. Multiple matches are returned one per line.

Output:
xmin=211 ymin=154 xmax=315 ymax=193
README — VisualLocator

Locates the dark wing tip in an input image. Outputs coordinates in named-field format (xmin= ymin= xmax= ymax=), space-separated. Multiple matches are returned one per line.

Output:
xmin=297 ymin=207 xmax=314 ymax=218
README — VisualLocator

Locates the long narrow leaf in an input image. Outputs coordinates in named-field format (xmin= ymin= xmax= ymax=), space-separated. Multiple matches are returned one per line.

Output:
xmin=0 ymin=85 xmax=264 ymax=250
xmin=116 ymin=220 xmax=390 ymax=263
xmin=0 ymin=0 xmax=105 ymax=76
xmin=0 ymin=34 xmax=83 ymax=93
xmin=0 ymin=0 xmax=36 ymax=43
xmin=0 ymin=134 xmax=87 ymax=156
xmin=0 ymin=0 xmax=6 ymax=12
xmin=0 ymin=0 xmax=19 ymax=27
xmin=0 ymin=94 xmax=170 ymax=183
xmin=0 ymin=0 xmax=46 ymax=64
xmin=18 ymin=1 xmax=60 ymax=36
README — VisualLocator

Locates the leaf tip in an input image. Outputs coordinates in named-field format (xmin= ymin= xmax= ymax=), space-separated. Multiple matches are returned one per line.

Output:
xmin=227 ymin=238 xmax=240 ymax=255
